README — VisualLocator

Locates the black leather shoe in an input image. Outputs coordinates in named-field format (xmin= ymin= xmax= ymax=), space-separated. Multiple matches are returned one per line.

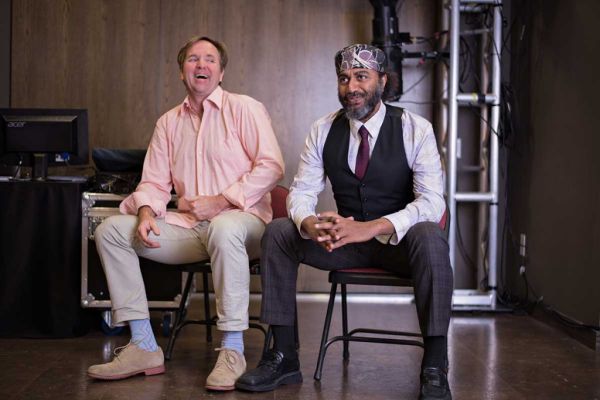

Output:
xmin=235 ymin=349 xmax=302 ymax=392
xmin=419 ymin=367 xmax=452 ymax=400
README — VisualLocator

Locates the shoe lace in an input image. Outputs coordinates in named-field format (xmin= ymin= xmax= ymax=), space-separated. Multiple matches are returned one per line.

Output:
xmin=113 ymin=341 xmax=133 ymax=359
xmin=422 ymin=367 xmax=444 ymax=387
xmin=214 ymin=348 xmax=239 ymax=372
xmin=257 ymin=350 xmax=282 ymax=372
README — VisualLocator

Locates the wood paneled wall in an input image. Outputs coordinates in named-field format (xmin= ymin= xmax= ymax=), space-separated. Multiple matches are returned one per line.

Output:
xmin=11 ymin=0 xmax=374 ymax=168
xmin=11 ymin=0 xmax=437 ymax=292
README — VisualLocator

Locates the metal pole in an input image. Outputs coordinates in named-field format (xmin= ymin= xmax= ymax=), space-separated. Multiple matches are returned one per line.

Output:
xmin=435 ymin=0 xmax=449 ymax=170
xmin=447 ymin=0 xmax=461 ymax=270
xmin=477 ymin=26 xmax=490 ymax=291
xmin=487 ymin=2 xmax=502 ymax=307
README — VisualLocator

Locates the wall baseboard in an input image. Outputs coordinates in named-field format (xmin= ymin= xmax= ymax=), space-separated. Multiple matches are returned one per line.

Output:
xmin=531 ymin=307 xmax=599 ymax=352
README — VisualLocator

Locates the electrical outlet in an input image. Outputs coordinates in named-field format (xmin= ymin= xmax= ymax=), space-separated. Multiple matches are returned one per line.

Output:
xmin=519 ymin=233 xmax=527 ymax=275
xmin=597 ymin=314 xmax=600 ymax=352
xmin=519 ymin=233 xmax=527 ymax=257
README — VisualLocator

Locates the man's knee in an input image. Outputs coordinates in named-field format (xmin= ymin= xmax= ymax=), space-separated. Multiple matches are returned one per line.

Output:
xmin=261 ymin=217 xmax=298 ymax=248
xmin=406 ymin=222 xmax=449 ymax=261
xmin=94 ymin=215 xmax=136 ymax=248
xmin=207 ymin=212 xmax=258 ymax=252
xmin=407 ymin=221 xmax=445 ymax=242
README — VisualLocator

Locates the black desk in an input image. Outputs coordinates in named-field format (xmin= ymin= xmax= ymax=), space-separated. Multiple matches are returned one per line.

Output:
xmin=0 ymin=179 xmax=90 ymax=337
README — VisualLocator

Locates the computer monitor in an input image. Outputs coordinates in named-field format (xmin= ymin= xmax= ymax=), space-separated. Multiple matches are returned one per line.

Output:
xmin=0 ymin=108 xmax=89 ymax=180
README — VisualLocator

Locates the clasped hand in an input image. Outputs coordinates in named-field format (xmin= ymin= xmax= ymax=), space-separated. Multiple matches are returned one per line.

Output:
xmin=136 ymin=195 xmax=229 ymax=248
xmin=181 ymin=194 xmax=229 ymax=222
xmin=302 ymin=211 xmax=378 ymax=252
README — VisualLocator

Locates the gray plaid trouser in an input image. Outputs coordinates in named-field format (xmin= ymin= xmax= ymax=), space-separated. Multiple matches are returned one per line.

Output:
xmin=259 ymin=218 xmax=453 ymax=337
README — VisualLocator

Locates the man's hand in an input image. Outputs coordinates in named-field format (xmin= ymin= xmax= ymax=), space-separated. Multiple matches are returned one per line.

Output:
xmin=184 ymin=194 xmax=231 ymax=222
xmin=137 ymin=206 xmax=161 ymax=248
xmin=315 ymin=211 xmax=395 ymax=251
xmin=301 ymin=215 xmax=336 ymax=251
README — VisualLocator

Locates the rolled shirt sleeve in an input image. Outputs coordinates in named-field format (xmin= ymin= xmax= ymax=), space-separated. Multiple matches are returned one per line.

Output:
xmin=381 ymin=112 xmax=445 ymax=244
xmin=119 ymin=120 xmax=173 ymax=218
xmin=221 ymin=100 xmax=285 ymax=210
xmin=287 ymin=114 xmax=333 ymax=237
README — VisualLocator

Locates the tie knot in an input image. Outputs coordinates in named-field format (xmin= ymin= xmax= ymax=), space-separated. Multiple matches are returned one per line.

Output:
xmin=358 ymin=125 xmax=369 ymax=141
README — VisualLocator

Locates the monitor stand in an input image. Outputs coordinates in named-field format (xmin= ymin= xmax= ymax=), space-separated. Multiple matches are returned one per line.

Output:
xmin=32 ymin=153 xmax=49 ymax=181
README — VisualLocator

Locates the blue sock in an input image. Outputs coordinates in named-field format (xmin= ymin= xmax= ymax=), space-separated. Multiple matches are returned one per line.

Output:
xmin=129 ymin=319 xmax=158 ymax=352
xmin=221 ymin=331 xmax=244 ymax=354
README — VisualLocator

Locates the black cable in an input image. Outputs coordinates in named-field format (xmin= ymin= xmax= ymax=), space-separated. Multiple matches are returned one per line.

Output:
xmin=466 ymin=106 xmax=502 ymax=138
xmin=396 ymin=99 xmax=440 ymax=105
xmin=458 ymin=37 xmax=471 ymax=91
xmin=542 ymin=304 xmax=600 ymax=331
xmin=455 ymin=204 xmax=478 ymax=273
xmin=401 ymin=64 xmax=434 ymax=96
xmin=12 ymin=156 xmax=22 ymax=179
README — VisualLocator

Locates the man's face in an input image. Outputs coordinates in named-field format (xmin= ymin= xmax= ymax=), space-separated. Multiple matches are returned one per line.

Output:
xmin=180 ymin=40 xmax=225 ymax=98
xmin=337 ymin=68 xmax=386 ymax=122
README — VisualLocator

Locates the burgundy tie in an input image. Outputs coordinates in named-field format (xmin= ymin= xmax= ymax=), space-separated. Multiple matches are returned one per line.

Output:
xmin=355 ymin=125 xmax=370 ymax=180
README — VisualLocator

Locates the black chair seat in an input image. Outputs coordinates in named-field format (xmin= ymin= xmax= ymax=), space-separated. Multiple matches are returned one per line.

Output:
xmin=329 ymin=267 xmax=412 ymax=286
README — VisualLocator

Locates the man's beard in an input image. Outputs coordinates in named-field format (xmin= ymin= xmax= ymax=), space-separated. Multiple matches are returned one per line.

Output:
xmin=338 ymin=80 xmax=385 ymax=121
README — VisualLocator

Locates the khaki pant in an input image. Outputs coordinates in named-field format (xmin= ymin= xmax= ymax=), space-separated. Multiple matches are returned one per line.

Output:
xmin=94 ymin=210 xmax=264 ymax=331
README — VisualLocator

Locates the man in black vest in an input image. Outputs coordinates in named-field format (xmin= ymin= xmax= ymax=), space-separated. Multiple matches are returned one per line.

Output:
xmin=236 ymin=44 xmax=453 ymax=400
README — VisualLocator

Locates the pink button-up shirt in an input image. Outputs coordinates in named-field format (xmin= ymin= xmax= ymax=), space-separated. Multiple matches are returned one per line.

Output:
xmin=119 ymin=86 xmax=284 ymax=228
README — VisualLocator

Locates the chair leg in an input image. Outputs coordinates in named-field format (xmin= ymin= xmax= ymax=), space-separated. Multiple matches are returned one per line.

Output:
xmin=314 ymin=282 xmax=338 ymax=381
xmin=165 ymin=271 xmax=195 ymax=360
xmin=341 ymin=283 xmax=349 ymax=360
xmin=294 ymin=301 xmax=300 ymax=350
xmin=202 ymin=271 xmax=212 ymax=342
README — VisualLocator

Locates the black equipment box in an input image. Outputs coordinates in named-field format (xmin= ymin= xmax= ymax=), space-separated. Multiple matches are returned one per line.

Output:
xmin=80 ymin=192 xmax=183 ymax=311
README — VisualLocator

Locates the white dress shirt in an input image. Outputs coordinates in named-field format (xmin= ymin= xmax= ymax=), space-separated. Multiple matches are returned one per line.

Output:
xmin=287 ymin=101 xmax=445 ymax=244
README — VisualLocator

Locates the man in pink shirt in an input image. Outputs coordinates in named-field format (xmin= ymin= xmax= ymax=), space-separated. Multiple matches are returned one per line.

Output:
xmin=87 ymin=36 xmax=284 ymax=391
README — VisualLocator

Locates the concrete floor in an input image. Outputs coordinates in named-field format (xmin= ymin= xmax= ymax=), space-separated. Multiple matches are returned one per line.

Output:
xmin=1 ymin=295 xmax=599 ymax=400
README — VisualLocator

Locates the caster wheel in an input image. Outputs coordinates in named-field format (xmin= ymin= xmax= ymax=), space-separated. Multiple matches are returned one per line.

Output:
xmin=161 ymin=312 xmax=173 ymax=337
xmin=100 ymin=310 xmax=125 ymax=336
xmin=101 ymin=319 xmax=125 ymax=336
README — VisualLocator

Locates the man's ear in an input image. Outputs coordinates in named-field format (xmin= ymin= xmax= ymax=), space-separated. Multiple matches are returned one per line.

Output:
xmin=380 ymin=73 xmax=388 ymax=86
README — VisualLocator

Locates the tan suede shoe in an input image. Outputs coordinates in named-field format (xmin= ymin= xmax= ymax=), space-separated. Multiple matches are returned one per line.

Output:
xmin=87 ymin=342 xmax=165 ymax=380
xmin=205 ymin=348 xmax=247 ymax=391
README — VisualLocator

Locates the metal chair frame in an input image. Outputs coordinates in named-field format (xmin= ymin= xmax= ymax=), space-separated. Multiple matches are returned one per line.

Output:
xmin=313 ymin=207 xmax=450 ymax=381
xmin=165 ymin=260 xmax=271 ymax=360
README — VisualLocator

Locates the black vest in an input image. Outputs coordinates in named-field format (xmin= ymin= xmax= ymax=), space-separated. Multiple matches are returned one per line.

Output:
xmin=323 ymin=106 xmax=414 ymax=222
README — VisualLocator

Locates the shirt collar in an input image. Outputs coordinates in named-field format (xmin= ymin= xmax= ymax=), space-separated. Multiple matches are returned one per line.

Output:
xmin=349 ymin=101 xmax=387 ymax=140
xmin=182 ymin=85 xmax=224 ymax=114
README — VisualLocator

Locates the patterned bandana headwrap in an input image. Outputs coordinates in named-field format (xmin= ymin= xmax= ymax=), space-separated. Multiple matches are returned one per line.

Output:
xmin=334 ymin=44 xmax=386 ymax=74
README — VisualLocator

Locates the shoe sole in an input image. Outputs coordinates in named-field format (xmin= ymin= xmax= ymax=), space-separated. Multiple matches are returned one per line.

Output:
xmin=419 ymin=394 xmax=451 ymax=400
xmin=235 ymin=371 xmax=303 ymax=392
xmin=205 ymin=384 xmax=235 ymax=391
xmin=88 ymin=364 xmax=165 ymax=380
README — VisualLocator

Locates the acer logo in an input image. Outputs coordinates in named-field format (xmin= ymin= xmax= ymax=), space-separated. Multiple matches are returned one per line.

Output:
xmin=7 ymin=121 xmax=26 ymax=128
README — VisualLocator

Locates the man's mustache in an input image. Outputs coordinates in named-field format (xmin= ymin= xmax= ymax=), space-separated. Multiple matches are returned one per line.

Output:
xmin=344 ymin=91 xmax=366 ymax=101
